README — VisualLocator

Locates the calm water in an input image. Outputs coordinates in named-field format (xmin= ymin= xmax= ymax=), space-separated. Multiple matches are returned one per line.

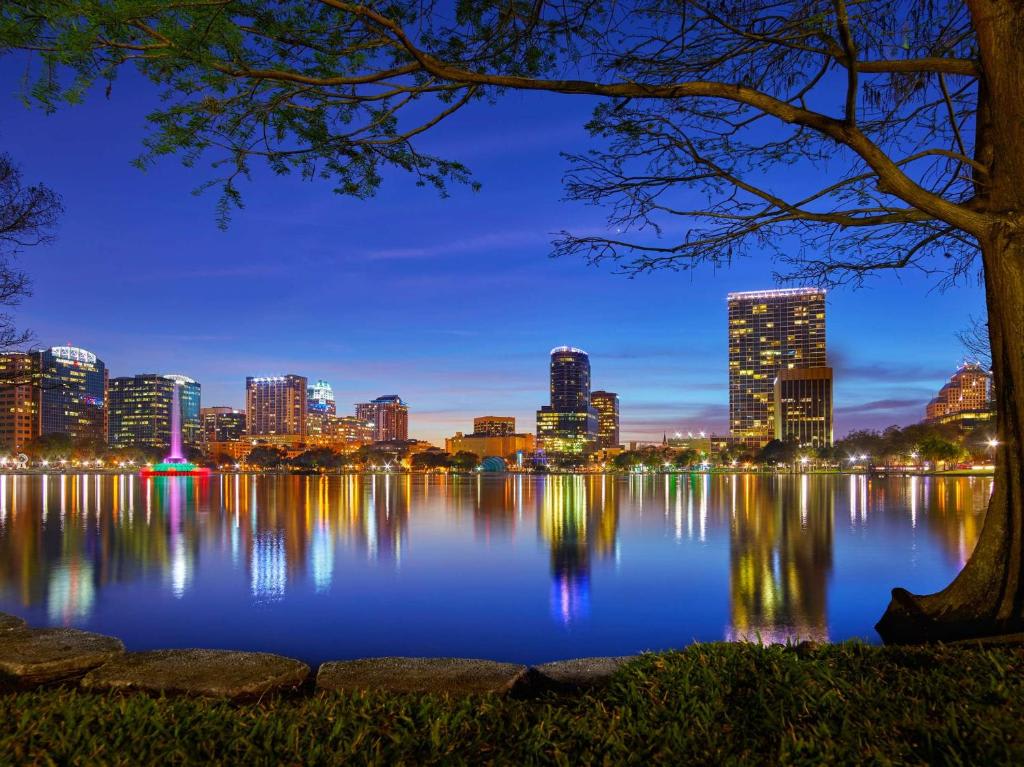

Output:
xmin=0 ymin=473 xmax=989 ymax=665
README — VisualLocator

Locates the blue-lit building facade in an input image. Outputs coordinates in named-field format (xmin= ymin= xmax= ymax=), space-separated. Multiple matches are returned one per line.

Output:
xmin=308 ymin=379 xmax=336 ymax=415
xmin=165 ymin=374 xmax=202 ymax=446
xmin=536 ymin=347 xmax=599 ymax=456
xmin=37 ymin=346 xmax=108 ymax=444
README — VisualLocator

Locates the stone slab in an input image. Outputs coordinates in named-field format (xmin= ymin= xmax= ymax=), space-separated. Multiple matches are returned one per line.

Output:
xmin=317 ymin=657 xmax=527 ymax=695
xmin=0 ymin=611 xmax=26 ymax=632
xmin=529 ymin=656 xmax=635 ymax=692
xmin=81 ymin=649 xmax=310 ymax=700
xmin=0 ymin=628 xmax=124 ymax=686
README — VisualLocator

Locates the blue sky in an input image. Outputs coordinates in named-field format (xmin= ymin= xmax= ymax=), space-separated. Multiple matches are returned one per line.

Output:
xmin=0 ymin=60 xmax=986 ymax=445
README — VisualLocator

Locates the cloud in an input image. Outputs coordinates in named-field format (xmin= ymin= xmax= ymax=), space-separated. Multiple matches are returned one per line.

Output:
xmin=836 ymin=398 xmax=924 ymax=416
xmin=829 ymin=348 xmax=952 ymax=384
xmin=361 ymin=230 xmax=549 ymax=260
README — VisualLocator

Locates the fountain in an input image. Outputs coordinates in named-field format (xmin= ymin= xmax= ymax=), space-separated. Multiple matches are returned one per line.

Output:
xmin=140 ymin=378 xmax=211 ymax=477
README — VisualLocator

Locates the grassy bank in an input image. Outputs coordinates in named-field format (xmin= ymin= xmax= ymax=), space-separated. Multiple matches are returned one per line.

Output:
xmin=4 ymin=643 xmax=1023 ymax=765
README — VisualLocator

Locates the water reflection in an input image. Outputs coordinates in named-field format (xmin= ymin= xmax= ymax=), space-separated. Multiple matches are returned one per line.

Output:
xmin=0 ymin=473 xmax=991 ymax=662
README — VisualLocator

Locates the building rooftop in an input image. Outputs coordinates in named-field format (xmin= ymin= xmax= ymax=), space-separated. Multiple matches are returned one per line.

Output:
xmin=726 ymin=287 xmax=825 ymax=300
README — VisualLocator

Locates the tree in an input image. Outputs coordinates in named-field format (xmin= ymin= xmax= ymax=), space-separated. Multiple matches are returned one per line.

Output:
xmin=674 ymin=448 xmax=701 ymax=468
xmin=245 ymin=446 xmax=286 ymax=469
xmin=918 ymin=435 xmax=965 ymax=469
xmin=450 ymin=451 xmax=480 ymax=472
xmin=757 ymin=439 xmax=796 ymax=466
xmin=290 ymin=447 xmax=344 ymax=470
xmin=4 ymin=0 xmax=1023 ymax=642
xmin=410 ymin=449 xmax=452 ymax=471
xmin=0 ymin=153 xmax=61 ymax=367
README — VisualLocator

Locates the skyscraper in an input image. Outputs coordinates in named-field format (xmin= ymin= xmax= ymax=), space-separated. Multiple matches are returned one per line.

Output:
xmin=728 ymin=289 xmax=827 ymax=448
xmin=109 ymin=374 xmax=202 ymax=451
xmin=201 ymin=406 xmax=247 ymax=442
xmin=373 ymin=395 xmax=408 ymax=441
xmin=0 ymin=352 xmax=40 ymax=452
xmin=355 ymin=395 xmax=409 ymax=442
xmin=308 ymin=379 xmax=336 ymax=415
xmin=774 ymin=368 xmax=833 ymax=448
xmin=536 ymin=346 xmax=599 ymax=456
xmin=108 ymin=374 xmax=174 ymax=450
xmin=925 ymin=362 xmax=993 ymax=428
xmin=37 ymin=345 xmax=108 ymax=444
xmin=590 ymin=391 xmax=620 ymax=449
xmin=246 ymin=375 xmax=308 ymax=438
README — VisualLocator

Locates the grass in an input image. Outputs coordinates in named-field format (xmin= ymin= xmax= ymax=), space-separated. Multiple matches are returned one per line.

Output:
xmin=3 ymin=642 xmax=1024 ymax=765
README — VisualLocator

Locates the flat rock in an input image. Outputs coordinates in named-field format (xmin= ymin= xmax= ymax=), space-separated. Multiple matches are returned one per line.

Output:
xmin=317 ymin=657 xmax=527 ymax=695
xmin=81 ymin=649 xmax=310 ymax=700
xmin=0 ymin=612 xmax=26 ymax=632
xmin=529 ymin=656 xmax=635 ymax=692
xmin=0 ymin=628 xmax=124 ymax=686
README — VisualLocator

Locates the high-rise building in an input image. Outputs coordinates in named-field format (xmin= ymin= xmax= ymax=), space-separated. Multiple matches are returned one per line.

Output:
xmin=329 ymin=415 xmax=376 ymax=447
xmin=0 ymin=352 xmax=41 ymax=452
xmin=246 ymin=375 xmax=307 ymax=438
xmin=925 ymin=362 xmax=993 ymax=428
xmin=201 ymin=406 xmax=247 ymax=442
xmin=590 ymin=391 xmax=620 ymax=448
xmin=473 ymin=416 xmax=516 ymax=436
xmin=549 ymin=346 xmax=591 ymax=411
xmin=774 ymin=367 xmax=833 ymax=448
xmin=108 ymin=374 xmax=202 ymax=451
xmin=37 ymin=345 xmax=108 ymax=444
xmin=728 ymin=288 xmax=827 ymax=448
xmin=355 ymin=395 xmax=409 ymax=442
xmin=536 ymin=346 xmax=599 ymax=456
xmin=308 ymin=379 xmax=336 ymax=415
xmin=108 ymin=375 xmax=174 ymax=450
xmin=164 ymin=374 xmax=201 ymax=446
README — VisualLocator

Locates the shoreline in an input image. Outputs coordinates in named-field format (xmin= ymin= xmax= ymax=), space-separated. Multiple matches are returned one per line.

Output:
xmin=0 ymin=468 xmax=996 ymax=478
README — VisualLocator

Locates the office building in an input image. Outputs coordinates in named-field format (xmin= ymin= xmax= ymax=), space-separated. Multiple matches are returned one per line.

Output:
xmin=925 ymin=362 xmax=993 ymax=428
xmin=728 ymin=288 xmax=827 ymax=448
xmin=356 ymin=395 xmax=409 ymax=442
xmin=774 ymin=367 xmax=834 ymax=448
xmin=330 ymin=415 xmax=376 ymax=447
xmin=308 ymin=379 xmax=336 ymax=415
xmin=246 ymin=375 xmax=307 ymax=438
xmin=108 ymin=374 xmax=202 ymax=451
xmin=201 ymin=406 xmax=247 ymax=443
xmin=108 ymin=375 xmax=174 ymax=450
xmin=473 ymin=416 xmax=516 ymax=436
xmin=536 ymin=346 xmax=599 ymax=456
xmin=164 ymin=374 xmax=201 ymax=445
xmin=590 ymin=391 xmax=620 ymax=448
xmin=0 ymin=352 xmax=40 ymax=452
xmin=37 ymin=345 xmax=108 ymax=443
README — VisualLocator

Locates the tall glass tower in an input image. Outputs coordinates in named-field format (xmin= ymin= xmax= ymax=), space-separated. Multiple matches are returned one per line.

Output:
xmin=727 ymin=288 xmax=828 ymax=448
xmin=37 ymin=345 xmax=107 ymax=444
xmin=536 ymin=347 xmax=599 ymax=456
xmin=549 ymin=347 xmax=592 ymax=411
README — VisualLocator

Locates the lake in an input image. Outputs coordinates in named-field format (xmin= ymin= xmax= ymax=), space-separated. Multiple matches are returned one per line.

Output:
xmin=0 ymin=473 xmax=989 ymax=665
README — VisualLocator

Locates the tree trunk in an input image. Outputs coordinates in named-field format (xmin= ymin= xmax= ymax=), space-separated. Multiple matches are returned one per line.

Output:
xmin=876 ymin=0 xmax=1024 ymax=643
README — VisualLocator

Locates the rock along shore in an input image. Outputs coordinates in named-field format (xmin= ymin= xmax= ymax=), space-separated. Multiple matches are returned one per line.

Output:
xmin=0 ymin=611 xmax=630 ymax=699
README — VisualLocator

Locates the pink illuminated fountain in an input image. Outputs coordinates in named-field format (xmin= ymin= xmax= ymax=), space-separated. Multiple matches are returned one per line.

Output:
xmin=140 ymin=378 xmax=210 ymax=477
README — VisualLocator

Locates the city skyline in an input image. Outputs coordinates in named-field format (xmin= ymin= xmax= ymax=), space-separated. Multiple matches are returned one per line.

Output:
xmin=0 ymin=63 xmax=987 ymax=446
